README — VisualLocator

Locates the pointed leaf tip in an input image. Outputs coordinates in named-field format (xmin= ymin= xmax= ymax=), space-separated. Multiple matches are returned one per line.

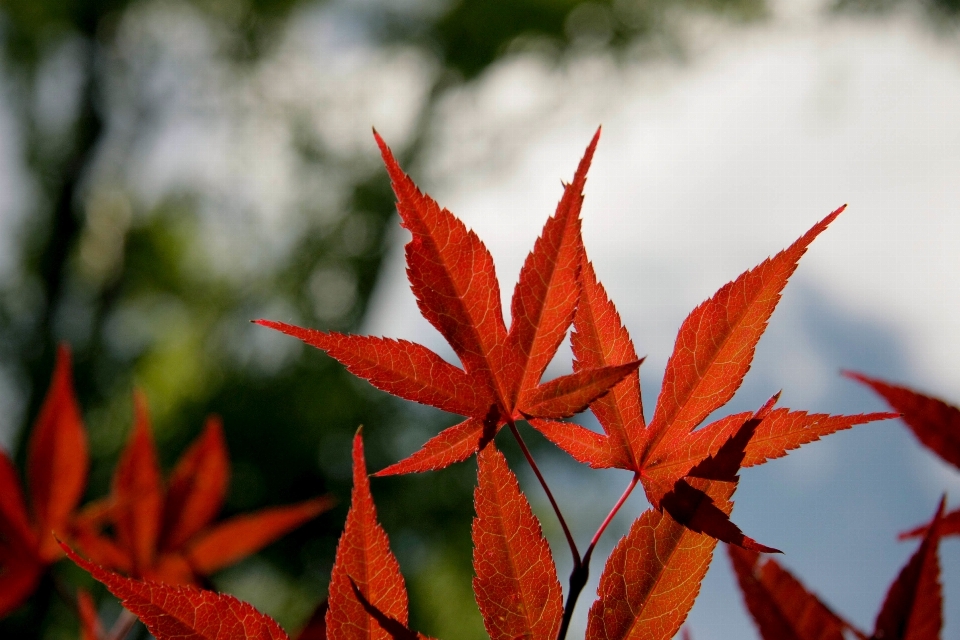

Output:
xmin=28 ymin=341 xmax=89 ymax=561
xmin=520 ymin=360 xmax=643 ymax=420
xmin=728 ymin=545 xmax=858 ymax=640
xmin=874 ymin=497 xmax=944 ymax=640
xmin=647 ymin=206 xmax=845 ymax=458
xmin=185 ymin=496 xmax=333 ymax=577
xmin=374 ymin=416 xmax=494 ymax=476
xmin=505 ymin=127 xmax=602 ymax=405
xmin=373 ymin=129 xmax=395 ymax=167
xmin=844 ymin=371 xmax=960 ymax=470
xmin=161 ymin=415 xmax=230 ymax=552
xmin=327 ymin=432 xmax=409 ymax=640
xmin=61 ymin=542 xmax=290 ymax=640
xmin=112 ymin=390 xmax=163 ymax=577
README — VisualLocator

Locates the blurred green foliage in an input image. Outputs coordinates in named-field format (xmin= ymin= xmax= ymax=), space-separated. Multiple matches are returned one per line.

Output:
xmin=0 ymin=0 xmax=767 ymax=638
xmin=833 ymin=0 xmax=960 ymax=16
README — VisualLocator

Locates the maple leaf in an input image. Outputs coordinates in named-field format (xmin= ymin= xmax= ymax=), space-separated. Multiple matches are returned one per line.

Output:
xmin=584 ymin=402 xmax=787 ymax=640
xmin=472 ymin=444 xmax=563 ymax=640
xmin=845 ymin=372 xmax=960 ymax=538
xmin=74 ymin=393 xmax=332 ymax=585
xmin=845 ymin=372 xmax=960 ymax=469
xmin=325 ymin=431 xmax=433 ymax=640
xmin=256 ymin=128 xmax=640 ymax=475
xmin=531 ymin=213 xmax=895 ymax=547
xmin=62 ymin=542 xmax=290 ymax=640
xmin=729 ymin=498 xmax=946 ymax=640
xmin=727 ymin=546 xmax=858 ymax=640
xmin=898 ymin=509 xmax=960 ymax=540
xmin=0 ymin=344 xmax=89 ymax=617
xmin=872 ymin=499 xmax=945 ymax=640
xmin=586 ymin=478 xmax=737 ymax=640
xmin=326 ymin=431 xmax=409 ymax=640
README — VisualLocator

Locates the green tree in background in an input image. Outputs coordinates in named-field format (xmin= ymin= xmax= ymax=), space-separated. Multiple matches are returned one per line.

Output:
xmin=0 ymin=0 xmax=765 ymax=637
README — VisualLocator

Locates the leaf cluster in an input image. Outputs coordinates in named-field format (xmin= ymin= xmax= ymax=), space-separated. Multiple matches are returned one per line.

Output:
xmin=0 ymin=346 xmax=330 ymax=636
xmin=3 ymin=129 xmax=953 ymax=640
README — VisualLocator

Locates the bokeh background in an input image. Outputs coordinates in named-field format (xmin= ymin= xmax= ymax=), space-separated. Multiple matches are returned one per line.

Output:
xmin=1 ymin=0 xmax=959 ymax=637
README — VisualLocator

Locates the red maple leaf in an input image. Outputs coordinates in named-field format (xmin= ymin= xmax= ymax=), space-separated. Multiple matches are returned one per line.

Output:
xmin=256 ymin=128 xmax=639 ymax=476
xmin=728 ymin=546 xmax=858 ymax=640
xmin=0 ymin=344 xmax=89 ymax=617
xmin=62 ymin=542 xmax=290 ymax=640
xmin=472 ymin=444 xmax=563 ymax=640
xmin=531 ymin=212 xmax=896 ymax=549
xmin=73 ymin=392 xmax=332 ymax=585
xmin=325 ymin=430 xmax=436 ymax=640
xmin=587 ymin=478 xmax=738 ymax=640
xmin=729 ymin=497 xmax=946 ymax=640
xmin=585 ymin=401 xmax=781 ymax=640
xmin=845 ymin=372 xmax=960 ymax=538
xmin=326 ymin=431 xmax=410 ymax=640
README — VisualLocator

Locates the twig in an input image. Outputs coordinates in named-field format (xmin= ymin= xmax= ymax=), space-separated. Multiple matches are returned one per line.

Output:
xmin=556 ymin=473 xmax=640 ymax=640
xmin=506 ymin=421 xmax=581 ymax=567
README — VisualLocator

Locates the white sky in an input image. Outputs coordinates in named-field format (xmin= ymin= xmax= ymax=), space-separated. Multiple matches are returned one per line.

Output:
xmin=365 ymin=4 xmax=960 ymax=638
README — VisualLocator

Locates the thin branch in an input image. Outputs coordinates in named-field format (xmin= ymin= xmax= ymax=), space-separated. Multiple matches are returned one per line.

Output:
xmin=556 ymin=473 xmax=640 ymax=640
xmin=584 ymin=472 xmax=640 ymax=564
xmin=506 ymin=420 xmax=581 ymax=567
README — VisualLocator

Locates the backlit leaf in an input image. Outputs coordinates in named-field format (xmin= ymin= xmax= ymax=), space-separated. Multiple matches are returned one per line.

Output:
xmin=327 ymin=432 xmax=409 ymax=640
xmin=660 ymin=405 xmax=780 ymax=553
xmin=646 ymin=206 xmax=845 ymax=459
xmin=375 ymin=130 xmax=508 ymax=404
xmin=161 ymin=416 xmax=230 ymax=552
xmin=506 ymin=128 xmax=598 ymax=406
xmin=535 ymin=211 xmax=890 ymax=549
xmin=186 ymin=497 xmax=334 ymax=576
xmin=112 ymin=391 xmax=164 ymax=577
xmin=527 ymin=418 xmax=620 ymax=469
xmin=570 ymin=256 xmax=646 ymax=468
xmin=650 ymin=408 xmax=895 ymax=485
xmin=27 ymin=344 xmax=88 ymax=562
xmin=519 ymin=360 xmax=642 ymax=420
xmin=63 ymin=543 xmax=289 ymax=640
xmin=873 ymin=499 xmax=945 ymax=640
xmin=472 ymin=444 xmax=562 ymax=640
xmin=375 ymin=415 xmax=496 ymax=477
xmin=252 ymin=324 xmax=492 ymax=418
xmin=845 ymin=372 xmax=960 ymax=470
xmin=586 ymin=478 xmax=736 ymax=640
xmin=260 ymin=131 xmax=624 ymax=475
xmin=728 ymin=546 xmax=857 ymax=640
